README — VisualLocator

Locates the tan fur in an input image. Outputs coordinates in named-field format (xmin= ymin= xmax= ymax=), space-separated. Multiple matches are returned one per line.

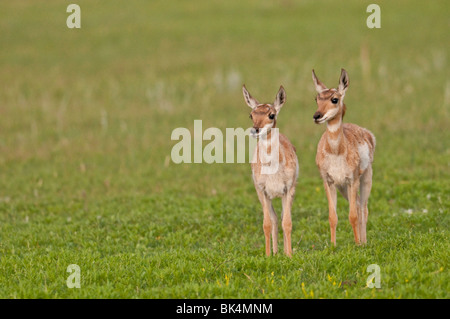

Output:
xmin=243 ymin=85 xmax=299 ymax=257
xmin=312 ymin=69 xmax=376 ymax=246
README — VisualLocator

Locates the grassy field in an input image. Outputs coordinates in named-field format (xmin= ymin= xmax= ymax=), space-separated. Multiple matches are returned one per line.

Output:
xmin=0 ymin=0 xmax=448 ymax=298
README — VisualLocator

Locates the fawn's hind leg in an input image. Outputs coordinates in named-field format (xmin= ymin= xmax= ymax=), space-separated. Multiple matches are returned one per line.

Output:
xmin=359 ymin=166 xmax=373 ymax=244
xmin=281 ymin=186 xmax=295 ymax=257
xmin=348 ymin=179 xmax=361 ymax=244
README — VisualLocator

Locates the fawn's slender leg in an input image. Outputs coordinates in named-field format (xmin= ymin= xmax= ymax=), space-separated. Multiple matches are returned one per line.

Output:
xmin=348 ymin=179 xmax=361 ymax=244
xmin=281 ymin=186 xmax=295 ymax=257
xmin=262 ymin=198 xmax=273 ymax=256
xmin=256 ymin=188 xmax=272 ymax=256
xmin=324 ymin=181 xmax=338 ymax=246
xmin=269 ymin=203 xmax=278 ymax=255
xmin=359 ymin=166 xmax=373 ymax=244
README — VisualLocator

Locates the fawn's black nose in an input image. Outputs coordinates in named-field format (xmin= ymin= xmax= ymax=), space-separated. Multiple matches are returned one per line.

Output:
xmin=254 ymin=127 xmax=260 ymax=133
xmin=313 ymin=112 xmax=322 ymax=120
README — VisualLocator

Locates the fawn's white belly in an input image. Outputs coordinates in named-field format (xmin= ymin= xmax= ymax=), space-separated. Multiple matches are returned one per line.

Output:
xmin=254 ymin=161 xmax=298 ymax=199
xmin=259 ymin=173 xmax=288 ymax=199
xmin=324 ymin=153 xmax=352 ymax=186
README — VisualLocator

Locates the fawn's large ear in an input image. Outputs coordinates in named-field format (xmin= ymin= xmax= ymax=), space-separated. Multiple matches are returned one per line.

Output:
xmin=338 ymin=68 xmax=349 ymax=95
xmin=312 ymin=69 xmax=328 ymax=93
xmin=274 ymin=86 xmax=286 ymax=113
xmin=242 ymin=85 xmax=259 ymax=109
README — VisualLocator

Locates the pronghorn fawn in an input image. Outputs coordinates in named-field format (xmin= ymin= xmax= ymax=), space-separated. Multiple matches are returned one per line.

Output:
xmin=312 ymin=69 xmax=375 ymax=246
xmin=242 ymin=85 xmax=299 ymax=257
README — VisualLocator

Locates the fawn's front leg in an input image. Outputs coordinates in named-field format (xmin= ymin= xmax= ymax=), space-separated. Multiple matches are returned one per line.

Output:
xmin=256 ymin=188 xmax=273 ymax=256
xmin=323 ymin=180 xmax=338 ymax=246
xmin=281 ymin=186 xmax=295 ymax=257
xmin=268 ymin=203 xmax=279 ymax=255
xmin=262 ymin=198 xmax=274 ymax=256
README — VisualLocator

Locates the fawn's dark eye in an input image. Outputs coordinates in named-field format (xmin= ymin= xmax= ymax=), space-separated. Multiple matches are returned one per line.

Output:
xmin=331 ymin=98 xmax=339 ymax=104
xmin=269 ymin=114 xmax=275 ymax=120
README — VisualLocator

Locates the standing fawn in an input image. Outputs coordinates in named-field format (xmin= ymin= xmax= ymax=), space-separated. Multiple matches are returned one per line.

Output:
xmin=312 ymin=69 xmax=376 ymax=246
xmin=242 ymin=85 xmax=299 ymax=257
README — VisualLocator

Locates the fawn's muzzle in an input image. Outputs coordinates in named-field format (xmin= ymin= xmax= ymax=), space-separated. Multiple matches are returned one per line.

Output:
xmin=313 ymin=112 xmax=323 ymax=121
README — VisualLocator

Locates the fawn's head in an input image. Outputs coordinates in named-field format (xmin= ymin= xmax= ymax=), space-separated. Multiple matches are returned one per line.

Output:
xmin=312 ymin=69 xmax=349 ymax=124
xmin=242 ymin=85 xmax=286 ymax=138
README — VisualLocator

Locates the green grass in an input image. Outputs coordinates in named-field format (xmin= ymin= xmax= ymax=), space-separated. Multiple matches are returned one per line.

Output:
xmin=0 ymin=0 xmax=448 ymax=298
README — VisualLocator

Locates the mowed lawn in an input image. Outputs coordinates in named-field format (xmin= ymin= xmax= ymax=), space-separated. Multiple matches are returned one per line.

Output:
xmin=0 ymin=0 xmax=448 ymax=298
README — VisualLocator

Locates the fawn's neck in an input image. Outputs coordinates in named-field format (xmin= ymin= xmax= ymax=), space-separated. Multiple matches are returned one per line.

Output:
xmin=258 ymin=127 xmax=279 ymax=155
xmin=326 ymin=116 xmax=345 ymax=154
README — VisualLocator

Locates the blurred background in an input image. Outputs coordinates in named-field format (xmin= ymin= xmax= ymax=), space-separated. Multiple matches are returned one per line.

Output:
xmin=0 ymin=0 xmax=448 ymax=199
